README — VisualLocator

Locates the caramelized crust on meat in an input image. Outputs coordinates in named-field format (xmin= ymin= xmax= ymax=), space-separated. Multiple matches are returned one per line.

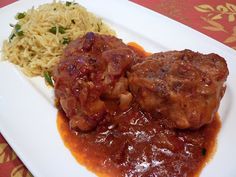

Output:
xmin=53 ymin=32 xmax=136 ymax=132
xmin=54 ymin=32 xmax=229 ymax=131
xmin=128 ymin=50 xmax=228 ymax=129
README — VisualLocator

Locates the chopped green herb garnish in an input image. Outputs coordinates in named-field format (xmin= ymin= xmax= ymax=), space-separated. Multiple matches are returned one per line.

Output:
xmin=15 ymin=24 xmax=21 ymax=31
xmin=53 ymin=8 xmax=56 ymax=11
xmin=62 ymin=37 xmax=70 ymax=45
xmin=71 ymin=19 xmax=75 ymax=24
xmin=49 ymin=26 xmax=66 ymax=34
xmin=16 ymin=31 xmax=24 ymax=36
xmin=49 ymin=27 xmax=57 ymax=34
xmin=9 ymin=33 xmax=16 ymax=41
xmin=66 ymin=1 xmax=77 ymax=6
xmin=58 ymin=26 xmax=65 ymax=34
xmin=16 ymin=12 xmax=26 ymax=19
xmin=14 ymin=24 xmax=24 ymax=36
xmin=66 ymin=1 xmax=72 ymax=6
xmin=201 ymin=148 xmax=207 ymax=156
xmin=44 ymin=71 xmax=54 ymax=87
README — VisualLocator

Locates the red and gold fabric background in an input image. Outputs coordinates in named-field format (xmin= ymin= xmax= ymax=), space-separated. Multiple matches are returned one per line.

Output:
xmin=0 ymin=0 xmax=236 ymax=176
xmin=131 ymin=0 xmax=236 ymax=50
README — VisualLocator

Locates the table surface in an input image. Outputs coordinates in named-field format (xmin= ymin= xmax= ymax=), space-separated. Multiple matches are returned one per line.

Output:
xmin=0 ymin=0 xmax=236 ymax=177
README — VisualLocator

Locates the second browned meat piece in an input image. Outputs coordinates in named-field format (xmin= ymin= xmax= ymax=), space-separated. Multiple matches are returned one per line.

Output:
xmin=128 ymin=50 xmax=228 ymax=129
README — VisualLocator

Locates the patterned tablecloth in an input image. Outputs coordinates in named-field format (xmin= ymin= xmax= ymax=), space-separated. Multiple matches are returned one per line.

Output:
xmin=0 ymin=0 xmax=236 ymax=177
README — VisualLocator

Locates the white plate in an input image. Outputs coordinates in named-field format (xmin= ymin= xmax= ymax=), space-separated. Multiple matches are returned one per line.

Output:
xmin=0 ymin=0 xmax=236 ymax=177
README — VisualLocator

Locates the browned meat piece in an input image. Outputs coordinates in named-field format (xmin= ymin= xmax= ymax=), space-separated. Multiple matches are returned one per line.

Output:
xmin=53 ymin=32 xmax=137 ymax=132
xmin=128 ymin=50 xmax=229 ymax=129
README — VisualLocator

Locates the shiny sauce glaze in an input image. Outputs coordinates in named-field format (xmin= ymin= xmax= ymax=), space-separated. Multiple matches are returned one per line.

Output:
xmin=57 ymin=43 xmax=221 ymax=177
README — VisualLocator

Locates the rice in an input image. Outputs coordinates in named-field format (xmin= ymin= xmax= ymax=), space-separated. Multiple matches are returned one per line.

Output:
xmin=2 ymin=1 xmax=115 ymax=76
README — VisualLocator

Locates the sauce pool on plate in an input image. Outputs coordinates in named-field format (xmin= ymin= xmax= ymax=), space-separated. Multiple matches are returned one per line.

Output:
xmin=57 ymin=109 xmax=220 ymax=177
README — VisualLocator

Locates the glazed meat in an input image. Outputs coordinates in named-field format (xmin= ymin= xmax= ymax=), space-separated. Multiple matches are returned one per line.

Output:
xmin=53 ymin=32 xmax=137 ymax=132
xmin=54 ymin=32 xmax=228 ymax=131
xmin=128 ymin=50 xmax=228 ymax=129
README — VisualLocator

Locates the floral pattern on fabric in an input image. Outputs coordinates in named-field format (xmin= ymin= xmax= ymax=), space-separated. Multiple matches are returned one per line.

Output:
xmin=131 ymin=0 xmax=236 ymax=50
xmin=195 ymin=3 xmax=236 ymax=49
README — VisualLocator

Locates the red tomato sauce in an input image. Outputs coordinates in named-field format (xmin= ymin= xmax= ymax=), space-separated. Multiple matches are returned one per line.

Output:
xmin=57 ymin=43 xmax=221 ymax=177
